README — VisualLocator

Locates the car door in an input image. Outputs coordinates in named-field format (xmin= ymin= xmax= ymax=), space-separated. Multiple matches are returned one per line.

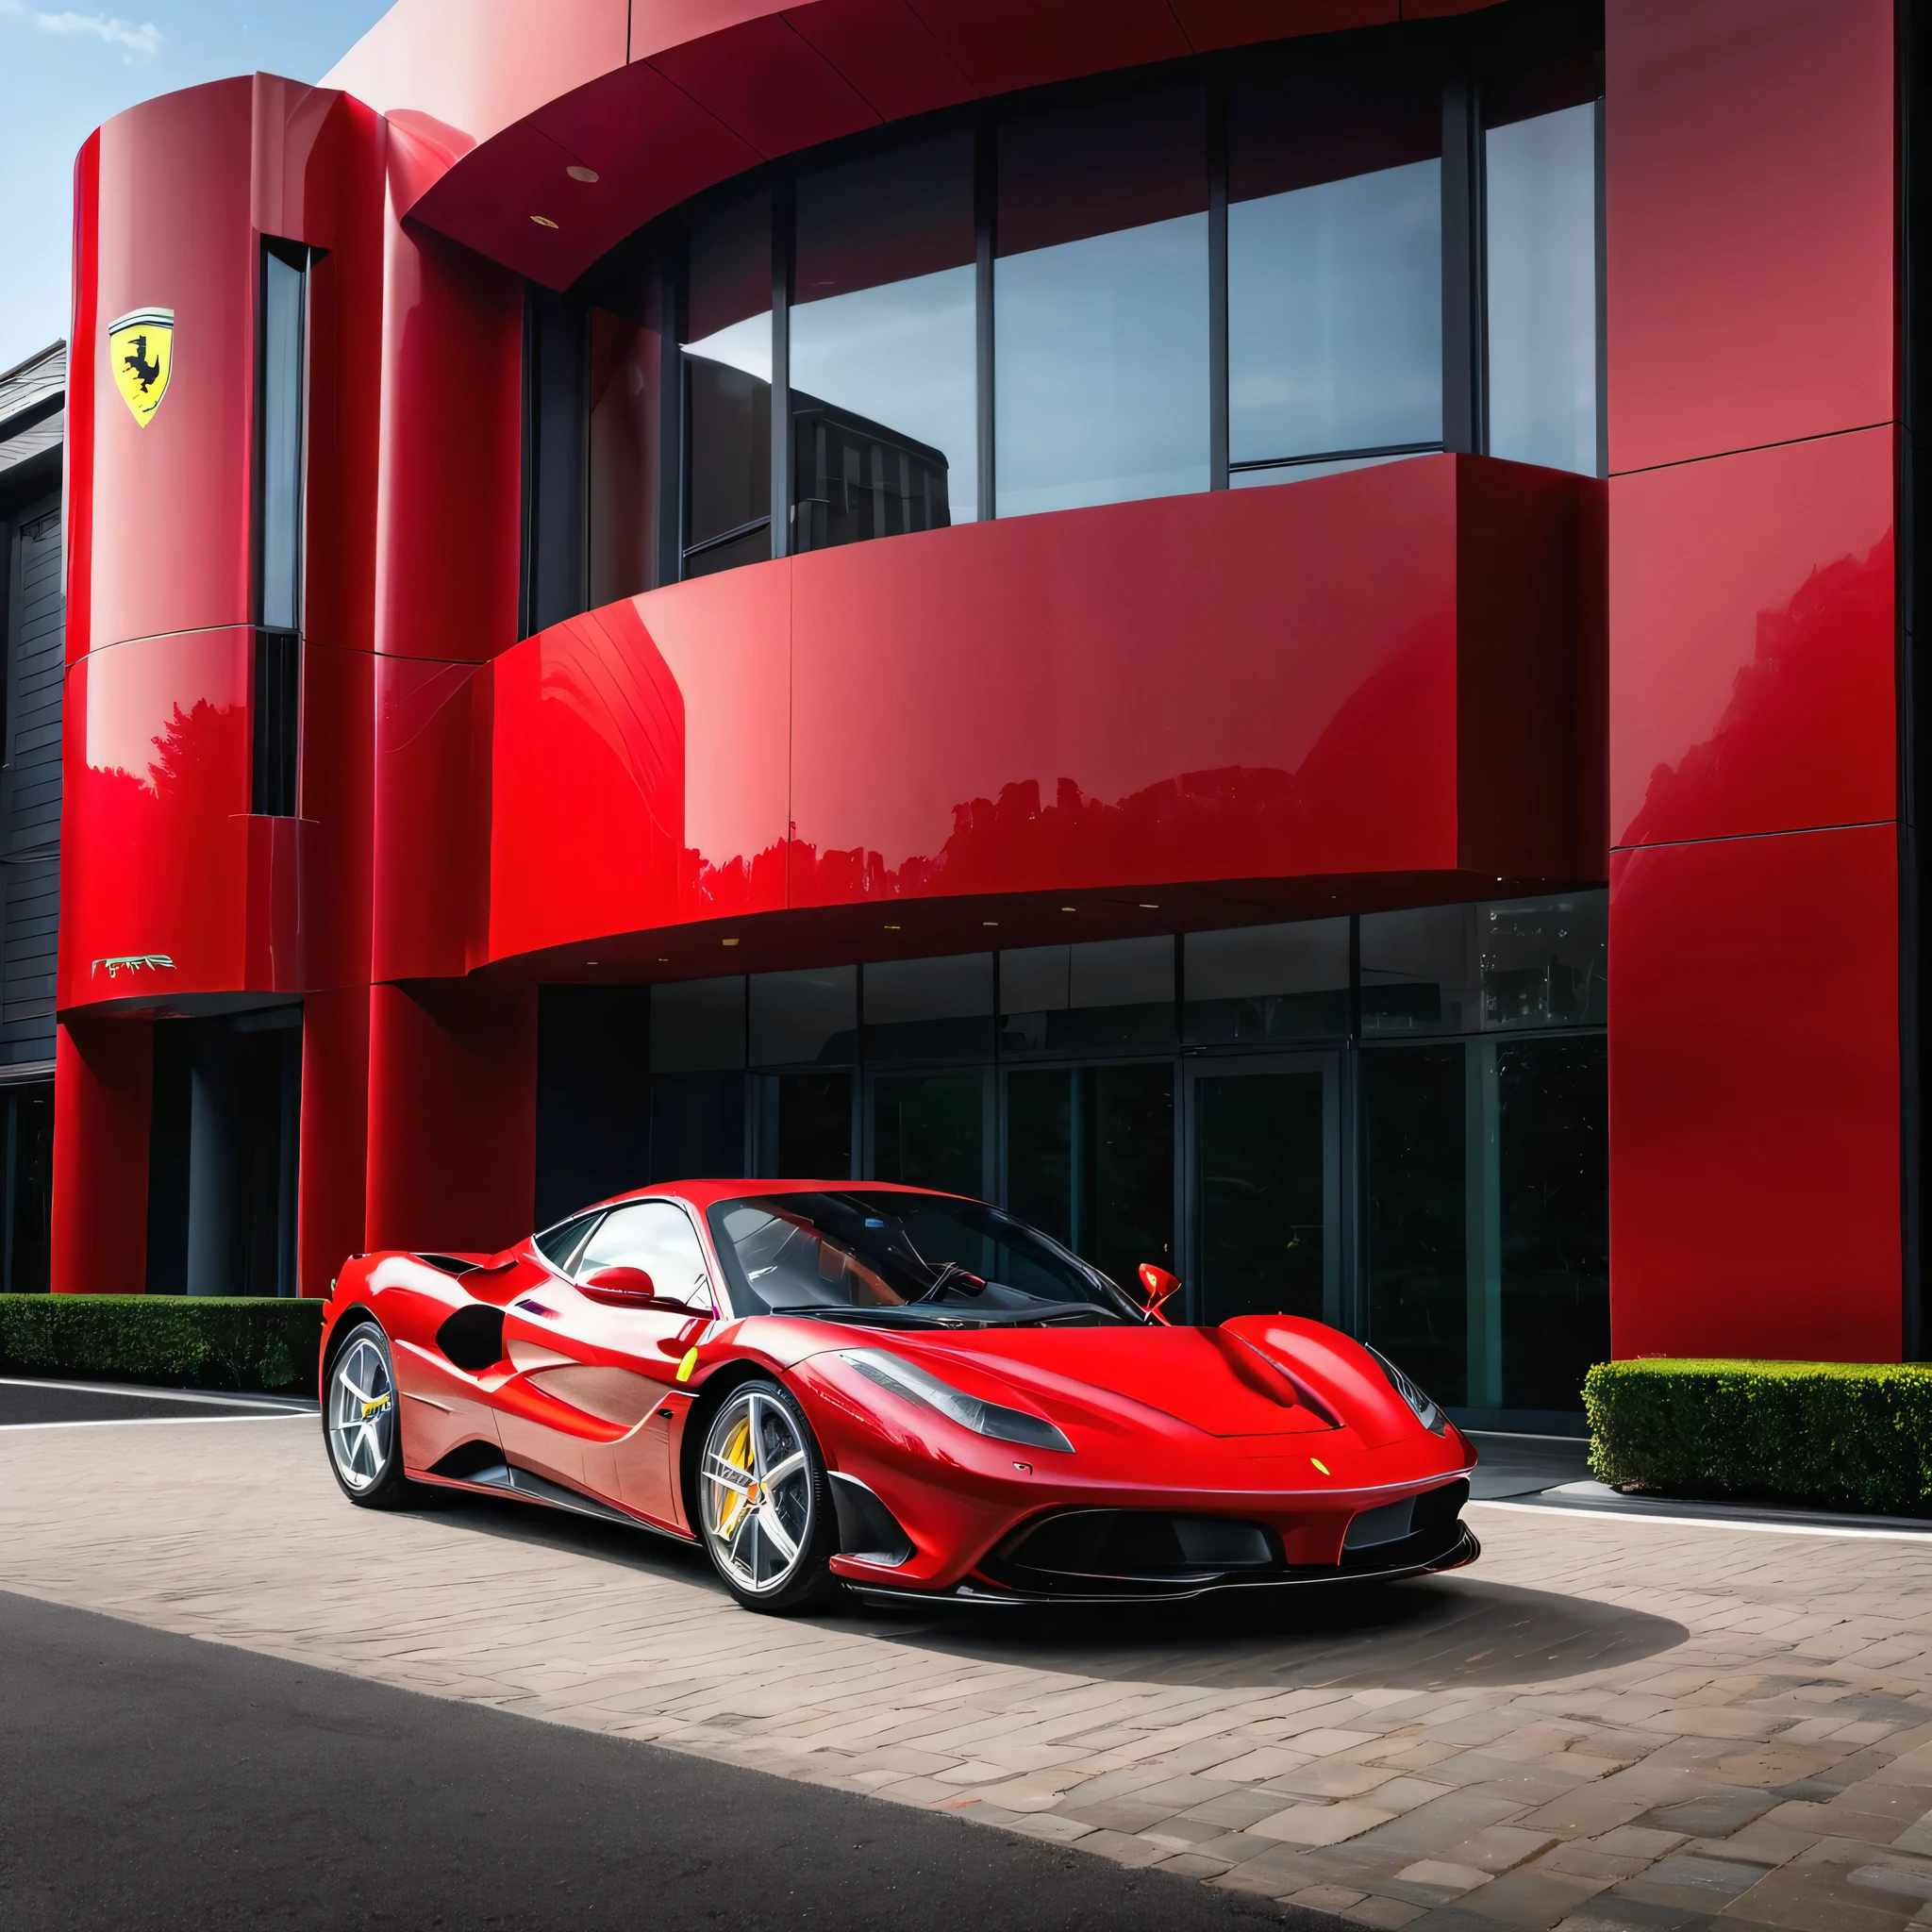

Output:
xmin=502 ymin=1200 xmax=718 ymax=1525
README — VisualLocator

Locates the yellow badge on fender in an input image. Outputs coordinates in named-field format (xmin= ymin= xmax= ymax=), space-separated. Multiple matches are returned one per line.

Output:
xmin=675 ymin=1347 xmax=699 ymax=1383
xmin=108 ymin=307 xmax=175 ymax=426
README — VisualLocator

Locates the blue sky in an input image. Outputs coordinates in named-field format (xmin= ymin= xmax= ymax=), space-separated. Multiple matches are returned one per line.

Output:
xmin=0 ymin=0 xmax=393 ymax=374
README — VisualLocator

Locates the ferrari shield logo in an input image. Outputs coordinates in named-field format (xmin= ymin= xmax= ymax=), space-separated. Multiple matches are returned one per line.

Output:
xmin=108 ymin=307 xmax=174 ymax=426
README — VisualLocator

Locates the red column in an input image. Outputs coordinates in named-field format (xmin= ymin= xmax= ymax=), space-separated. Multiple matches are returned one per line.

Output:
xmin=1605 ymin=0 xmax=1899 ymax=1359
xmin=364 ymin=979 xmax=536 ymax=1257
xmin=51 ymin=1016 xmax=154 ymax=1294
xmin=297 ymin=984 xmax=371 ymax=1296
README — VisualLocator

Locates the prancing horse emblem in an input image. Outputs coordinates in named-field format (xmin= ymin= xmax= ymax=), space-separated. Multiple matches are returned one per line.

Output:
xmin=108 ymin=307 xmax=175 ymax=426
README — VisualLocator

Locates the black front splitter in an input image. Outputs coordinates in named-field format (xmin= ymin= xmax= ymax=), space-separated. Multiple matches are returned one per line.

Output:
xmin=842 ymin=1524 xmax=1481 ymax=1609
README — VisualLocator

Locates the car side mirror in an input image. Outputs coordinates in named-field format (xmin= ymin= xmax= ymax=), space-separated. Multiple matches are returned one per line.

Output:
xmin=580 ymin=1265 xmax=713 ymax=1318
xmin=1137 ymin=1263 xmax=1182 ymax=1319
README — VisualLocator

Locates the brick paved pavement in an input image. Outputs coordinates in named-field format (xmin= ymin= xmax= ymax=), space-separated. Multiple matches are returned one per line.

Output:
xmin=8 ymin=1415 xmax=1932 ymax=1931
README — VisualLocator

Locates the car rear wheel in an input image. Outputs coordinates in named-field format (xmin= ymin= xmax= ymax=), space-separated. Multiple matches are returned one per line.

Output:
xmin=325 ymin=1320 xmax=411 ymax=1508
xmin=696 ymin=1378 xmax=839 ymax=1614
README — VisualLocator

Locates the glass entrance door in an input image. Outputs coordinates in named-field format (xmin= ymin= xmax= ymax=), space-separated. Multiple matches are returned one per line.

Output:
xmin=1186 ymin=1053 xmax=1341 ymax=1327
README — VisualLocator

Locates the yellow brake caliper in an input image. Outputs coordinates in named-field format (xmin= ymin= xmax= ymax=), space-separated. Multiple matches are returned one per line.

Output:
xmin=717 ymin=1416 xmax=758 ymax=1535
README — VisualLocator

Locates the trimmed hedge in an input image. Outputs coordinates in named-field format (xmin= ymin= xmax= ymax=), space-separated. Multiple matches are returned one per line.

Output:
xmin=0 ymin=1294 xmax=325 ymax=1397
xmin=1585 ymin=1357 xmax=1932 ymax=1517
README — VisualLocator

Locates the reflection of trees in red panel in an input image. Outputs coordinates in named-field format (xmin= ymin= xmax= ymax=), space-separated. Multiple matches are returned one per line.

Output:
xmin=62 ymin=682 xmax=250 ymax=1005
xmin=1621 ymin=532 xmax=1893 ymax=849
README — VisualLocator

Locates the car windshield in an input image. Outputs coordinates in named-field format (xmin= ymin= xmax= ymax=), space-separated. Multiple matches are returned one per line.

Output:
xmin=705 ymin=1191 xmax=1145 ymax=1327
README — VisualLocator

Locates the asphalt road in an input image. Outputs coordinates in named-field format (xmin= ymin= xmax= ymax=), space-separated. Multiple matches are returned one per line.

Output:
xmin=0 ymin=1590 xmax=1354 ymax=1931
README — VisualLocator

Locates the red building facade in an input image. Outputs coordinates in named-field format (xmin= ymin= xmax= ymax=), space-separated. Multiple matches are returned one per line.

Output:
xmin=51 ymin=0 xmax=1914 ymax=1421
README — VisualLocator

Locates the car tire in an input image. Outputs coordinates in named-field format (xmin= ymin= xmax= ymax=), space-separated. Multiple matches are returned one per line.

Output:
xmin=694 ymin=1377 xmax=841 ymax=1615
xmin=324 ymin=1319 xmax=412 ymax=1508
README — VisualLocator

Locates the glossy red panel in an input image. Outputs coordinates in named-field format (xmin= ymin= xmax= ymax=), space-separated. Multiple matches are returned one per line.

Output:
xmin=487 ymin=569 xmax=791 ymax=963
xmin=651 ymin=15 xmax=880 ymax=158
xmin=58 ymin=628 xmax=252 ymax=1008
xmin=254 ymin=83 xmax=387 ymax=658
xmin=791 ymin=461 xmax=1459 ymax=910
xmin=322 ymin=0 xmax=627 ymax=174
xmin=365 ymin=980 xmax=537 ymax=1255
xmin=1609 ymin=827 xmax=1901 ymax=1362
xmin=372 ymin=220 xmax=523 ymax=661
xmin=782 ymin=0 xmax=974 ymax=121
xmin=906 ymin=0 xmax=1190 ymax=96
xmin=51 ymin=1018 xmax=152 ymax=1295
xmin=83 ymin=78 xmax=256 ymax=654
xmin=64 ymin=131 xmax=99 ymax=664
xmin=1172 ymin=0 xmax=1395 ymax=51
xmin=373 ymin=654 xmax=490 ymax=982
xmin=300 ymin=641 xmax=375 ymax=994
xmin=1609 ymin=427 xmax=1895 ymax=849
xmin=300 ymin=984 xmax=370 ymax=1297
xmin=1606 ymin=0 xmax=1893 ymax=472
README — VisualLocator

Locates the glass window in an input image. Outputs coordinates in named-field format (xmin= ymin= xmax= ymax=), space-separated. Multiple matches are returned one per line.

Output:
xmin=995 ymin=90 xmax=1208 ymax=516
xmin=1486 ymin=102 xmax=1598 ymax=475
xmin=1192 ymin=1066 xmax=1326 ymax=1324
xmin=750 ymin=966 xmax=858 ymax=1066
xmin=862 ymin=954 xmax=993 ymax=1061
xmin=1229 ymin=61 xmax=1441 ymax=473
xmin=1363 ymin=1044 xmax=1467 ymax=1407
xmin=1000 ymin=938 xmax=1174 ymax=1056
xmin=766 ymin=1071 xmax=854 ymax=1178
xmin=1360 ymin=905 xmax=1479 ymax=1035
xmin=650 ymin=977 xmax=745 ymax=1073
xmin=588 ymin=295 xmax=664 ymax=605
xmin=872 ymin=1073 xmax=983 ymax=1196
xmin=706 ymin=1189 xmax=1130 ymax=1321
xmin=1006 ymin=1064 xmax=1173 ymax=1290
xmin=535 ymin=1213 xmax=598 ymax=1269
xmin=1498 ymin=1034 xmax=1608 ymax=1409
xmin=791 ymin=133 xmax=976 ymax=549
xmin=684 ymin=193 xmax=772 ymax=578
xmin=258 ymin=242 xmax=307 ymax=633
xmin=575 ymin=1199 xmax=715 ymax=1305
xmin=1185 ymin=919 xmax=1349 ymax=1043
xmin=1481 ymin=892 xmax=1607 ymax=1029
xmin=648 ymin=1073 xmax=744 ymax=1180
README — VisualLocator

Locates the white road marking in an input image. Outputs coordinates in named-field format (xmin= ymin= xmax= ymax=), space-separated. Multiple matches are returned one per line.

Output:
xmin=0 ymin=1414 xmax=312 ymax=1433
xmin=1471 ymin=1496 xmax=1932 ymax=1543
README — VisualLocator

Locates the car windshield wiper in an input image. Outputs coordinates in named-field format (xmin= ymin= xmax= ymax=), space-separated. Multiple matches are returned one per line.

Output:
xmin=909 ymin=1260 xmax=987 ymax=1305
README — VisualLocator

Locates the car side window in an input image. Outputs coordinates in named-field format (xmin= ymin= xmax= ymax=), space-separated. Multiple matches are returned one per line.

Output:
xmin=575 ymin=1203 xmax=714 ymax=1307
xmin=535 ymin=1213 xmax=599 ymax=1269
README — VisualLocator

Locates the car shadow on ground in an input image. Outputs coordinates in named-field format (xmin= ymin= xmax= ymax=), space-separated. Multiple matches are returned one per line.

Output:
xmin=397 ymin=1486 xmax=1686 ymax=1693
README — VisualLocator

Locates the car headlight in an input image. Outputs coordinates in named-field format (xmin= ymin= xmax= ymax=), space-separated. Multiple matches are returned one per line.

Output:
xmin=838 ymin=1348 xmax=1074 ymax=1454
xmin=1367 ymin=1345 xmax=1447 ymax=1436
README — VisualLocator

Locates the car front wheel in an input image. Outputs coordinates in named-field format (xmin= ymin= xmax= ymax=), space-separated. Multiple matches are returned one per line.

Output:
xmin=696 ymin=1378 xmax=839 ymax=1613
xmin=325 ymin=1319 xmax=411 ymax=1507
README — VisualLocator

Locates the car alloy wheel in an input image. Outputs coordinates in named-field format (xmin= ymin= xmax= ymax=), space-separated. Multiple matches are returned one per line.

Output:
xmin=325 ymin=1320 xmax=409 ymax=1507
xmin=697 ymin=1379 xmax=836 ymax=1612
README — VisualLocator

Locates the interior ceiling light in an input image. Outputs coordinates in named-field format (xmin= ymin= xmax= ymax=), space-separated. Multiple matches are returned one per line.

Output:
xmin=884 ymin=924 xmax=902 ymax=930
xmin=722 ymin=937 xmax=740 ymax=947
xmin=1061 ymin=906 xmax=1077 ymax=913
xmin=1139 ymin=903 xmax=1158 ymax=909
xmin=566 ymin=164 xmax=599 ymax=183
xmin=531 ymin=214 xmax=559 ymax=228
xmin=983 ymin=920 xmax=998 ymax=927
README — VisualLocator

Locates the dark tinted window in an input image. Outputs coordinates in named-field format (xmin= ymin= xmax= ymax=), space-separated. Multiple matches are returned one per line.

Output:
xmin=535 ymin=1214 xmax=599 ymax=1268
xmin=995 ymin=90 xmax=1208 ymax=515
xmin=791 ymin=133 xmax=976 ymax=547
xmin=1229 ymin=58 xmax=1441 ymax=473
xmin=684 ymin=193 xmax=771 ymax=577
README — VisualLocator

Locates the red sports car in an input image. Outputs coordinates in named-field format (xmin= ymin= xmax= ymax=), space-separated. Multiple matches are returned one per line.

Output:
xmin=319 ymin=1181 xmax=1478 ymax=1613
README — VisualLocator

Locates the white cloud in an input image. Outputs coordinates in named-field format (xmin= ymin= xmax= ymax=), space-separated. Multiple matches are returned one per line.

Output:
xmin=0 ymin=0 xmax=163 ymax=61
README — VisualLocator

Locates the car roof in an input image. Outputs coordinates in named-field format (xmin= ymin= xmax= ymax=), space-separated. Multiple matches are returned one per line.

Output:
xmin=559 ymin=1178 xmax=973 ymax=1218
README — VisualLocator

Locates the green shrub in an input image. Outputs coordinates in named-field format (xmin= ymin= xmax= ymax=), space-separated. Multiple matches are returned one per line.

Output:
xmin=0 ymin=1294 xmax=325 ymax=1397
xmin=1584 ymin=1358 xmax=1932 ymax=1517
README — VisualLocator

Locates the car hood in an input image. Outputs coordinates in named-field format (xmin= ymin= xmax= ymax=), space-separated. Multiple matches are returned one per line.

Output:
xmin=846 ymin=1324 xmax=1345 ymax=1441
